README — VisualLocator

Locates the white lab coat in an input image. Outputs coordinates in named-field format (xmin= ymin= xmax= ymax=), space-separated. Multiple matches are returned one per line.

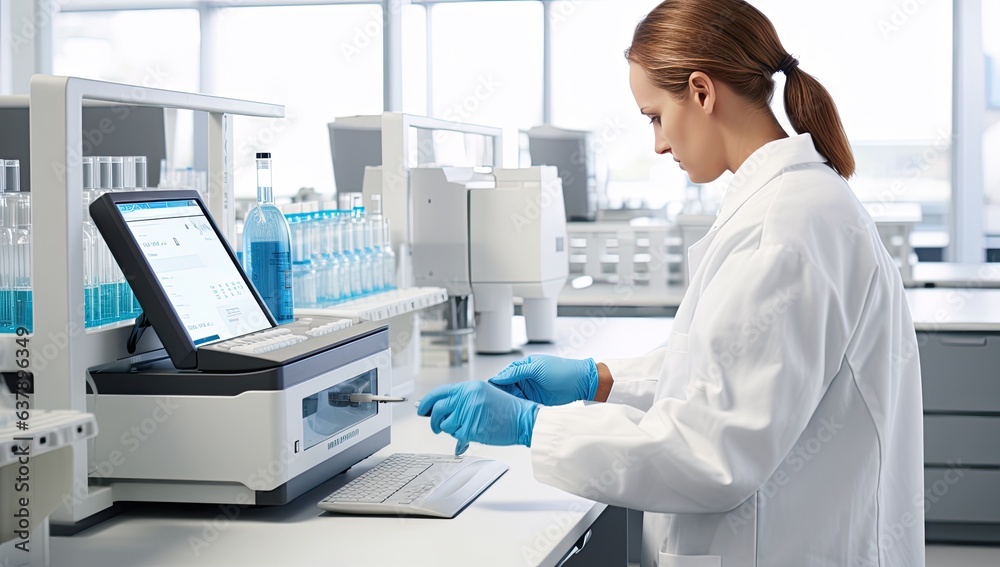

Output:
xmin=531 ymin=134 xmax=924 ymax=567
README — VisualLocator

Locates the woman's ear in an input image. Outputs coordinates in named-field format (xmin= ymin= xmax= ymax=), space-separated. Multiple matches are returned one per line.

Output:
xmin=688 ymin=72 xmax=716 ymax=115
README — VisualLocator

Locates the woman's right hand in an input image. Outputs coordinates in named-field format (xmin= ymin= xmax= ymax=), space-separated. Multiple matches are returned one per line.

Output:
xmin=488 ymin=355 xmax=599 ymax=406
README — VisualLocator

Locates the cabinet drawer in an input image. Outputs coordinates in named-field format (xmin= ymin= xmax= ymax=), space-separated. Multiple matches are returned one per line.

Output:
xmin=924 ymin=469 xmax=1000 ymax=523
xmin=917 ymin=332 xmax=1000 ymax=413
xmin=925 ymin=416 xmax=1000 ymax=466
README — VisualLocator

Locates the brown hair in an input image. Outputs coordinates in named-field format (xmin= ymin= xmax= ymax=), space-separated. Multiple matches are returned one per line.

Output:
xmin=626 ymin=0 xmax=855 ymax=179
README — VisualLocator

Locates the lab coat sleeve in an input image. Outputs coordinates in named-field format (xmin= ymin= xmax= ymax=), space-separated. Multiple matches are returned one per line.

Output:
xmin=531 ymin=245 xmax=855 ymax=513
xmin=601 ymin=348 xmax=667 ymax=411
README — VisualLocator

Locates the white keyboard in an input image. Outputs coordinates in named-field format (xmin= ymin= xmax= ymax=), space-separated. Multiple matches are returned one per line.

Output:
xmin=318 ymin=453 xmax=507 ymax=518
xmin=212 ymin=319 xmax=352 ymax=354
xmin=297 ymin=287 xmax=448 ymax=323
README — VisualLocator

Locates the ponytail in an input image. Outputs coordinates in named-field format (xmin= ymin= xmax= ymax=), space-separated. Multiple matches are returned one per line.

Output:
xmin=627 ymin=0 xmax=856 ymax=180
xmin=783 ymin=65 xmax=855 ymax=178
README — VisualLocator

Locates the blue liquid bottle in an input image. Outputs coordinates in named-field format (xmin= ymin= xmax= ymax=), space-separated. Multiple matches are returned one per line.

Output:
xmin=330 ymin=210 xmax=351 ymax=302
xmin=318 ymin=210 xmax=342 ymax=305
xmin=351 ymin=198 xmax=374 ymax=295
xmin=382 ymin=217 xmax=397 ymax=290
xmin=306 ymin=212 xmax=333 ymax=307
xmin=367 ymin=195 xmax=386 ymax=293
xmin=340 ymin=210 xmax=363 ymax=298
xmin=242 ymin=153 xmax=294 ymax=323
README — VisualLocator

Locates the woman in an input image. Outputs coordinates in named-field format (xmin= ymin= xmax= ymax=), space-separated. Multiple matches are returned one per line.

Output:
xmin=418 ymin=1 xmax=924 ymax=565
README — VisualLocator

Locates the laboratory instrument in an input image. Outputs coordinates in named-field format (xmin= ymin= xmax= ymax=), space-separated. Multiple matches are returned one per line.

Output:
xmin=528 ymin=125 xmax=606 ymax=222
xmin=406 ymin=166 xmax=569 ymax=353
xmin=317 ymin=453 xmax=507 ymax=518
xmin=82 ymin=189 xmax=393 ymax=506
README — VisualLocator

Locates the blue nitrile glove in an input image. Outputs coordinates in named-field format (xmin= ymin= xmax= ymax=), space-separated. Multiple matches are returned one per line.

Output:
xmin=488 ymin=355 xmax=599 ymax=406
xmin=416 ymin=381 xmax=539 ymax=456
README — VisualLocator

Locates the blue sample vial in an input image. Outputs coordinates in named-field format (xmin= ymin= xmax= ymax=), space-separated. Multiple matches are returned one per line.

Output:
xmin=351 ymin=199 xmax=374 ymax=295
xmin=242 ymin=153 xmax=294 ymax=323
xmin=288 ymin=214 xmax=317 ymax=309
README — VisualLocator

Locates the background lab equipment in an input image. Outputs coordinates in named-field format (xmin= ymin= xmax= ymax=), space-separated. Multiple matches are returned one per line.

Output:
xmin=407 ymin=166 xmax=568 ymax=354
xmin=527 ymin=125 xmax=606 ymax=222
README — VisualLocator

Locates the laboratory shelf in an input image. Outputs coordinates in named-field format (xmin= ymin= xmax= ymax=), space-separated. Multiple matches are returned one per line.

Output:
xmin=0 ymin=409 xmax=97 ymax=467
xmin=295 ymin=286 xmax=448 ymax=323
xmin=0 ymin=408 xmax=98 ymax=565
xmin=17 ymin=75 xmax=285 ymax=526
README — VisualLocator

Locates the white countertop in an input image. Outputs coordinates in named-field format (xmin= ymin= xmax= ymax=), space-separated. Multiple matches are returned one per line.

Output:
xmin=50 ymin=317 xmax=672 ymax=567
xmin=558 ymin=271 xmax=1000 ymax=331
xmin=912 ymin=263 xmax=1000 ymax=288
xmin=905 ymin=288 xmax=1000 ymax=331
xmin=559 ymin=283 xmax=686 ymax=309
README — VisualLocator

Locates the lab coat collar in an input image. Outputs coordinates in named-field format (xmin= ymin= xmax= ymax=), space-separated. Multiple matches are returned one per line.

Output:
xmin=713 ymin=133 xmax=828 ymax=230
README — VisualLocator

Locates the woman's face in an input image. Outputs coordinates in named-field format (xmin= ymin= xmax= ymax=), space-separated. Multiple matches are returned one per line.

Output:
xmin=629 ymin=62 xmax=726 ymax=184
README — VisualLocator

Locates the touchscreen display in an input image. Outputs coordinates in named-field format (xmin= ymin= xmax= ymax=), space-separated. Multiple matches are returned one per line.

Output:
xmin=118 ymin=199 xmax=271 ymax=346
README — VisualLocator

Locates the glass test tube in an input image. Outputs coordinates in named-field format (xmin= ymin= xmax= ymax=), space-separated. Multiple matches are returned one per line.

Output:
xmin=0 ymin=161 xmax=12 ymax=332
xmin=9 ymin=161 xmax=32 ymax=332
xmin=82 ymin=157 xmax=102 ymax=327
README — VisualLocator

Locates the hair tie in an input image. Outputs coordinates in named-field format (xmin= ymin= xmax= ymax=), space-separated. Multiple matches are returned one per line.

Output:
xmin=775 ymin=54 xmax=799 ymax=75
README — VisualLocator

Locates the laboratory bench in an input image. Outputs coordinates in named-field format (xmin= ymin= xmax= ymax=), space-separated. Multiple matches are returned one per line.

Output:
xmin=553 ymin=262 xmax=1000 ymax=318
xmin=553 ymin=283 xmax=684 ymax=318
xmin=906 ymin=288 xmax=1000 ymax=543
xmin=50 ymin=318 xmax=673 ymax=567
xmin=47 ymin=288 xmax=1000 ymax=565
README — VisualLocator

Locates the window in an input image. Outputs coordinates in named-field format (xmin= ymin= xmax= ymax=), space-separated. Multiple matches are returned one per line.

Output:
xmin=211 ymin=5 xmax=384 ymax=200
xmin=53 ymin=9 xmax=201 ymax=171
xmin=429 ymin=1 xmax=544 ymax=164
xmin=403 ymin=4 xmax=429 ymax=115
xmin=44 ymin=0 xmax=963 ymax=252
xmin=550 ymin=0 xmax=953 ymax=227
xmin=54 ymin=9 xmax=200 ymax=92
xmin=982 ymin=0 xmax=1000 ymax=260
xmin=549 ymin=0 xmax=667 ymax=209
xmin=761 ymin=0 xmax=953 ymax=236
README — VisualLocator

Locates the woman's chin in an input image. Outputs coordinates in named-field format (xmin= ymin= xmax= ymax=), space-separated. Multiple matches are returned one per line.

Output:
xmin=686 ymin=169 xmax=724 ymax=185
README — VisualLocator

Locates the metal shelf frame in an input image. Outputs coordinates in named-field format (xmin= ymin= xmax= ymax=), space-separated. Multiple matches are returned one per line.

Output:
xmin=27 ymin=75 xmax=283 ymax=524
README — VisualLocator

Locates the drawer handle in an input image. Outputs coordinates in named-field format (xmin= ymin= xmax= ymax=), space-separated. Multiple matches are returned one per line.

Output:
xmin=558 ymin=529 xmax=593 ymax=566
xmin=940 ymin=336 xmax=988 ymax=347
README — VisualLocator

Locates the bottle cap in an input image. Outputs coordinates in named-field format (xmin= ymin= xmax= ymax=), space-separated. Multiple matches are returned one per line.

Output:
xmin=256 ymin=152 xmax=271 ymax=159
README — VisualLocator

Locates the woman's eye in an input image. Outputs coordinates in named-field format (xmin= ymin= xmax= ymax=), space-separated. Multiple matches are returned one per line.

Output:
xmin=648 ymin=116 xmax=660 ymax=125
